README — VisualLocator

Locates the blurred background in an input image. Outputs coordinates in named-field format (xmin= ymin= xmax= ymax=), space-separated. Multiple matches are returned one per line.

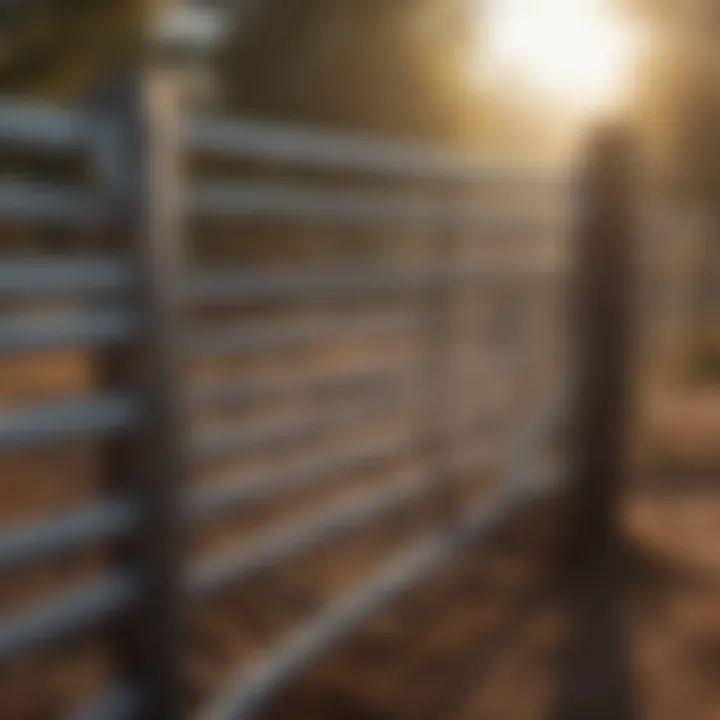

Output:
xmin=2 ymin=1 xmax=720 ymax=719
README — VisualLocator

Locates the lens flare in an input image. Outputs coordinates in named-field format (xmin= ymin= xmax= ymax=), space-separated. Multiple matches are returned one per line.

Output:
xmin=476 ymin=0 xmax=637 ymax=114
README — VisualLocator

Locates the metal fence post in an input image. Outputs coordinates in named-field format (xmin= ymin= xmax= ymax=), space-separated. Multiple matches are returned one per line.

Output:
xmin=554 ymin=126 xmax=639 ymax=720
xmin=93 ymin=66 xmax=187 ymax=719
xmin=419 ymin=191 xmax=462 ymax=526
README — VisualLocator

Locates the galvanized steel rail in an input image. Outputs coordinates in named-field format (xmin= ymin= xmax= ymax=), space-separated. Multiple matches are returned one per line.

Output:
xmin=0 ymin=90 xmax=565 ymax=720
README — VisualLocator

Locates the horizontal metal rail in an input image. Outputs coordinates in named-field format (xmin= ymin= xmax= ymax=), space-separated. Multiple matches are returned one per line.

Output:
xmin=191 ymin=431 xmax=415 ymax=522
xmin=0 ymin=501 xmax=135 ymax=572
xmin=0 ymin=183 xmax=103 ymax=224
xmin=0 ymin=574 xmax=136 ymax=663
xmin=0 ymin=98 xmax=561 ymax=189
xmin=0 ymin=258 xmax=555 ymax=305
xmin=0 ymin=430 xmax=413 ymax=574
xmin=0 ymin=392 xmax=559 ymax=664
xmin=192 ymin=388 xmax=416 ymax=465
xmin=187 ymin=262 xmax=557 ymax=307
xmin=0 ymin=394 xmax=138 ymax=451
xmin=192 ymin=183 xmax=440 ymax=224
xmin=187 ymin=267 xmax=430 ymax=305
xmin=0 ymin=258 xmax=132 ymax=297
xmin=199 ymin=481 xmax=547 ymax=720
xmin=0 ymin=303 xmax=539 ymax=360
xmin=0 ymin=277 xmax=537 ymax=358
xmin=193 ymin=417 xmax=322 ymax=466
xmin=189 ymin=362 xmax=406 ymax=411
xmin=0 ymin=410 xmax=500 ymax=574
xmin=0 ymin=98 xmax=89 ymax=152
xmin=67 ymin=686 xmax=141 ymax=720
xmin=185 ymin=314 xmax=421 ymax=359
xmin=0 ymin=311 xmax=134 ymax=356
xmin=189 ymin=474 xmax=427 ymax=598
xmin=191 ymin=182 xmax=560 ymax=227
xmin=186 ymin=115 xmax=561 ymax=186
xmin=0 ymin=377 xmax=506 ymax=569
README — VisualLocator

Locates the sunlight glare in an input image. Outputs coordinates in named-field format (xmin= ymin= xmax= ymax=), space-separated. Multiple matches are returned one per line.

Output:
xmin=477 ymin=0 xmax=637 ymax=114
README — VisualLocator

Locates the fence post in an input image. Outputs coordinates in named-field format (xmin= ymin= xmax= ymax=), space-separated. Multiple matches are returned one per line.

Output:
xmin=419 ymin=191 xmax=463 ymax=526
xmin=93 ymin=66 xmax=187 ymax=719
xmin=554 ymin=126 xmax=639 ymax=720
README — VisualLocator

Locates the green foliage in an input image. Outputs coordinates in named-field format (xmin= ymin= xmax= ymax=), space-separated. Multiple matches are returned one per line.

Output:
xmin=218 ymin=0 xmax=478 ymax=144
xmin=0 ymin=0 xmax=145 ymax=97
xmin=0 ymin=0 xmax=480 ymax=147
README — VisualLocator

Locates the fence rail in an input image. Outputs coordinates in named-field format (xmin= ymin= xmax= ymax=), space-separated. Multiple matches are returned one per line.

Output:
xmin=0 ymin=98 xmax=89 ymax=150
xmin=0 ymin=88 xmax=566 ymax=720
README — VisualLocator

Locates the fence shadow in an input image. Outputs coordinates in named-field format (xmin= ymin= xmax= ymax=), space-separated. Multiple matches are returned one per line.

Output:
xmin=423 ymin=582 xmax=555 ymax=720
xmin=550 ymin=543 xmax=636 ymax=720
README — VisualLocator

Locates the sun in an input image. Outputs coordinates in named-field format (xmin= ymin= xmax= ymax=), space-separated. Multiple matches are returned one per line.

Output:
xmin=476 ymin=0 xmax=637 ymax=115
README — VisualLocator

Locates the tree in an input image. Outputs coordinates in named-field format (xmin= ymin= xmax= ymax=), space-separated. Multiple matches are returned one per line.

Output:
xmin=217 ymin=0 xmax=480 ymax=144
xmin=0 ymin=0 xmax=146 ymax=97
xmin=631 ymin=0 xmax=720 ymax=357
xmin=0 ymin=0 xmax=483 ymax=149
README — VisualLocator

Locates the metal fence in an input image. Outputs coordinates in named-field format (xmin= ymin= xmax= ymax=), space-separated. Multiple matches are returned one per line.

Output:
xmin=0 ymin=69 xmax=567 ymax=720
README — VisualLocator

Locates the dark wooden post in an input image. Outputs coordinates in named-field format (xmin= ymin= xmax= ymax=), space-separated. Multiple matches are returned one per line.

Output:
xmin=568 ymin=126 xmax=638 ymax=566
xmin=93 ymin=66 xmax=187 ymax=719
xmin=554 ymin=126 xmax=639 ymax=720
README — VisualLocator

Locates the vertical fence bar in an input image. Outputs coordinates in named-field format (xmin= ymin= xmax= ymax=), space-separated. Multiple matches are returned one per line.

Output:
xmin=554 ymin=126 xmax=639 ymax=720
xmin=443 ymin=188 xmax=466 ymax=503
xmin=93 ymin=66 xmax=187 ymax=719
xmin=419 ymin=191 xmax=462 ymax=526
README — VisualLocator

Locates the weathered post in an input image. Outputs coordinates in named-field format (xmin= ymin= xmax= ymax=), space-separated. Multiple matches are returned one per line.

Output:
xmin=93 ymin=64 xmax=187 ymax=719
xmin=554 ymin=125 xmax=639 ymax=720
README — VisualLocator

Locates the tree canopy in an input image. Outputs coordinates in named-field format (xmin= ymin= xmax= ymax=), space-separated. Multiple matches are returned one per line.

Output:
xmin=0 ymin=0 xmax=145 ymax=96
xmin=631 ymin=0 xmax=720 ymax=197
xmin=0 ymin=0 xmax=482 ymax=146
xmin=219 ymin=0 xmax=479 ymax=143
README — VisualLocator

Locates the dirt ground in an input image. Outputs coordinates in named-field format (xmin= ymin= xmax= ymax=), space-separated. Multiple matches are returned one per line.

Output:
xmin=255 ymin=388 xmax=720 ymax=720
xmin=3 ymin=351 xmax=720 ymax=720
xmin=249 ymin=492 xmax=720 ymax=720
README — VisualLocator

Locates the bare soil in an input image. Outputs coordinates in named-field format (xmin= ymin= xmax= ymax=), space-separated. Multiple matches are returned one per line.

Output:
xmin=3 ymin=348 xmax=720 ymax=719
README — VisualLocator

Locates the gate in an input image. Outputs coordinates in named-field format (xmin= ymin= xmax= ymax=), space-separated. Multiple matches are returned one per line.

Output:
xmin=0 ymin=70 xmax=570 ymax=719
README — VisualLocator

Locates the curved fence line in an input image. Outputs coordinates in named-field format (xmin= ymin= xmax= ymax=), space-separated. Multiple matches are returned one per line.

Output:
xmin=199 ymin=391 xmax=561 ymax=720
xmin=0 ymin=87 xmax=565 ymax=719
